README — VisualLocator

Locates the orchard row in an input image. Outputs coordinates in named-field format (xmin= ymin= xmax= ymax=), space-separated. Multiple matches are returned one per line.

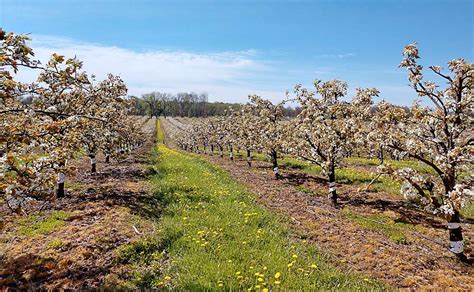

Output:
xmin=1 ymin=30 xmax=146 ymax=209
xmin=172 ymin=44 xmax=473 ymax=262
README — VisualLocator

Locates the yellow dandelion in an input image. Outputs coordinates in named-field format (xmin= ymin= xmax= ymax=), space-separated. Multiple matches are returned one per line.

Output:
xmin=309 ymin=264 xmax=317 ymax=269
xmin=274 ymin=280 xmax=281 ymax=285
xmin=292 ymin=254 xmax=298 ymax=259
xmin=164 ymin=276 xmax=171 ymax=281
xmin=287 ymin=263 xmax=293 ymax=268
xmin=263 ymin=289 xmax=269 ymax=292
xmin=257 ymin=278 xmax=264 ymax=282
xmin=274 ymin=272 xmax=281 ymax=279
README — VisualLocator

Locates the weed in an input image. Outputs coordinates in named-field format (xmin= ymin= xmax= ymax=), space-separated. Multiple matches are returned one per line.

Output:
xmin=343 ymin=209 xmax=412 ymax=245
xmin=16 ymin=211 xmax=73 ymax=236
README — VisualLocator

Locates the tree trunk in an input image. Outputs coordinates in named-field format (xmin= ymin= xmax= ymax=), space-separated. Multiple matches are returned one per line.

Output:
xmin=448 ymin=211 xmax=469 ymax=263
xmin=229 ymin=144 xmax=234 ymax=161
xmin=246 ymin=149 xmax=252 ymax=167
xmin=328 ymin=160 xmax=337 ymax=205
xmin=56 ymin=172 xmax=65 ymax=198
xmin=105 ymin=154 xmax=110 ymax=163
xmin=56 ymin=160 xmax=66 ymax=198
xmin=211 ymin=144 xmax=214 ymax=155
xmin=219 ymin=145 xmax=223 ymax=158
xmin=89 ymin=154 xmax=97 ymax=173
xmin=271 ymin=150 xmax=279 ymax=179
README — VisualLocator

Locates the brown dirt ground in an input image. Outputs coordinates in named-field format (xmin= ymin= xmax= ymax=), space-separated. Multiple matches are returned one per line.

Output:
xmin=201 ymin=154 xmax=474 ymax=290
xmin=0 ymin=119 xmax=157 ymax=290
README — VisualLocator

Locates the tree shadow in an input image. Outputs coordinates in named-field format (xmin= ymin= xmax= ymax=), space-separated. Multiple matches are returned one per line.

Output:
xmin=280 ymin=170 xmax=451 ymax=230
xmin=282 ymin=171 xmax=327 ymax=186
xmin=339 ymin=196 xmax=446 ymax=229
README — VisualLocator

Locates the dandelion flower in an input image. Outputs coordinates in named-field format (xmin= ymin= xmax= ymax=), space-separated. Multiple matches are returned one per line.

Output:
xmin=274 ymin=272 xmax=281 ymax=279
xmin=309 ymin=264 xmax=317 ymax=269
xmin=274 ymin=280 xmax=281 ymax=285
xmin=164 ymin=276 xmax=171 ymax=281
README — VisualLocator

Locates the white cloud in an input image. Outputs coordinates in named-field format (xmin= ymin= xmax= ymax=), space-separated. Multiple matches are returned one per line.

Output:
xmin=15 ymin=35 xmax=284 ymax=103
xmin=12 ymin=35 xmax=416 ymax=106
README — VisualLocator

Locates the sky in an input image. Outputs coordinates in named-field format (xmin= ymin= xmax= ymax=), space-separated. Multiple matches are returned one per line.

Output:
xmin=1 ymin=0 xmax=473 ymax=105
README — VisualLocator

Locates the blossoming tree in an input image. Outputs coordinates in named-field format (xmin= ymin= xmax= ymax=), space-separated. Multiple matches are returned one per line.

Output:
xmin=246 ymin=95 xmax=286 ymax=178
xmin=288 ymin=80 xmax=378 ymax=205
xmin=372 ymin=44 xmax=473 ymax=262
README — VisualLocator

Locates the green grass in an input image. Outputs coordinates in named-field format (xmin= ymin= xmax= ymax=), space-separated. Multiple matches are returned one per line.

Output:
xmin=228 ymin=152 xmax=401 ymax=195
xmin=157 ymin=118 xmax=165 ymax=144
xmin=461 ymin=201 xmax=474 ymax=219
xmin=47 ymin=238 xmax=65 ymax=249
xmin=16 ymin=211 xmax=72 ymax=236
xmin=342 ymin=209 xmax=413 ymax=245
xmin=277 ymin=156 xmax=401 ymax=195
xmin=345 ymin=157 xmax=434 ymax=174
xmin=116 ymin=128 xmax=385 ymax=290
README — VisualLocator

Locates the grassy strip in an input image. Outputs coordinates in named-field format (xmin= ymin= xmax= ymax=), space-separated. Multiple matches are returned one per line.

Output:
xmin=116 ymin=127 xmax=385 ymax=290
xmin=342 ymin=210 xmax=414 ymax=245
xmin=230 ymin=152 xmax=473 ymax=218
xmin=230 ymin=151 xmax=401 ymax=194
xmin=16 ymin=211 xmax=73 ymax=236
xmin=156 ymin=118 xmax=165 ymax=144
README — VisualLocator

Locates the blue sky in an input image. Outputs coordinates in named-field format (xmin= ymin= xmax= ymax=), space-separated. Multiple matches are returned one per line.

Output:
xmin=1 ymin=0 xmax=473 ymax=104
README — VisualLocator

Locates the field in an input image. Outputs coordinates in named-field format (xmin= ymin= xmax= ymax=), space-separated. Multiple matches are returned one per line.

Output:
xmin=1 ymin=22 xmax=473 ymax=291
xmin=1 ymin=115 xmax=473 ymax=289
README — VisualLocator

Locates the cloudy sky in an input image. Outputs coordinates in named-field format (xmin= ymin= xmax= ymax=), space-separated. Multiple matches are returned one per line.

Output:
xmin=1 ymin=0 xmax=473 ymax=104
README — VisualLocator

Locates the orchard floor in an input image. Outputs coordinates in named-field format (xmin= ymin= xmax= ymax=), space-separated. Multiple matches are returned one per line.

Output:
xmin=199 ymin=154 xmax=474 ymax=290
xmin=0 ymin=119 xmax=158 ymax=289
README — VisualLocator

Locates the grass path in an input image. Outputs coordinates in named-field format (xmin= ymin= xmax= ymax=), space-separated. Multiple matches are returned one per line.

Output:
xmin=116 ymin=121 xmax=385 ymax=290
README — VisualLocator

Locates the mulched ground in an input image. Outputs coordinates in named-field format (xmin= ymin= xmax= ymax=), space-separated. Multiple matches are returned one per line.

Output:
xmin=0 ymin=119 xmax=157 ymax=290
xmin=202 ymin=154 xmax=474 ymax=290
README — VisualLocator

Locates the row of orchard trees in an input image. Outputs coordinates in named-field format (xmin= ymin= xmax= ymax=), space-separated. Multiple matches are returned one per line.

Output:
xmin=175 ymin=44 xmax=473 ymax=262
xmin=1 ymin=29 xmax=145 ymax=210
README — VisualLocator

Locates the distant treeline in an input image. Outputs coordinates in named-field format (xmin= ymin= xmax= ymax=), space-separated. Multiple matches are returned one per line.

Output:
xmin=129 ymin=92 xmax=302 ymax=117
